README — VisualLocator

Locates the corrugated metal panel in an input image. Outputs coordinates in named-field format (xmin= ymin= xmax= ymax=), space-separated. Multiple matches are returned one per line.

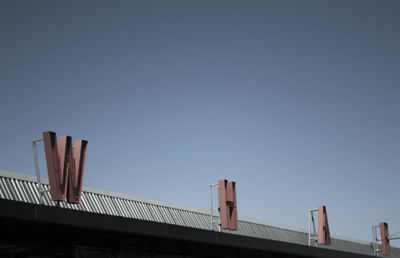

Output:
xmin=0 ymin=170 xmax=398 ymax=257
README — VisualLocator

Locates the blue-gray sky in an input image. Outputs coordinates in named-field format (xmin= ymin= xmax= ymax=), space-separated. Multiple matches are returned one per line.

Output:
xmin=1 ymin=0 xmax=399 ymax=245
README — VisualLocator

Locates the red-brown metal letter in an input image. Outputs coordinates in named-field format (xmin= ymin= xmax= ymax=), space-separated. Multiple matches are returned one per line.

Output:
xmin=43 ymin=131 xmax=87 ymax=204
xmin=317 ymin=205 xmax=331 ymax=245
xmin=218 ymin=179 xmax=238 ymax=230
xmin=43 ymin=131 xmax=69 ymax=201
xmin=380 ymin=222 xmax=390 ymax=256
xmin=67 ymin=139 xmax=88 ymax=203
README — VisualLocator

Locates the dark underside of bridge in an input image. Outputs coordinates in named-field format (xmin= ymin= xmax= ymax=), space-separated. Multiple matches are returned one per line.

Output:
xmin=0 ymin=199 xmax=373 ymax=258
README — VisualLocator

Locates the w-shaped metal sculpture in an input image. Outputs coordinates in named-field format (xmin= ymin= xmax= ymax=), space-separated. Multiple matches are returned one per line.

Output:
xmin=42 ymin=131 xmax=88 ymax=204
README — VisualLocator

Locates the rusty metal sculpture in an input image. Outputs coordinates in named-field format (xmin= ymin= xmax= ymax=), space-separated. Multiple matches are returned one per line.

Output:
xmin=218 ymin=179 xmax=238 ymax=230
xmin=317 ymin=205 xmax=331 ymax=245
xmin=42 ymin=131 xmax=87 ymax=204
xmin=380 ymin=222 xmax=391 ymax=256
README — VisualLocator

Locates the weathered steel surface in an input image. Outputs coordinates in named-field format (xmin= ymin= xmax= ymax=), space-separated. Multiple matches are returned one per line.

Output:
xmin=381 ymin=222 xmax=391 ymax=256
xmin=317 ymin=206 xmax=331 ymax=245
xmin=67 ymin=139 xmax=88 ymax=203
xmin=42 ymin=131 xmax=87 ymax=204
xmin=218 ymin=179 xmax=238 ymax=230
xmin=43 ymin=131 xmax=68 ymax=201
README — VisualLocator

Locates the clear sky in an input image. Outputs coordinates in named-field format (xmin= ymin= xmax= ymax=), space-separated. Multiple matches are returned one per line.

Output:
xmin=1 ymin=0 xmax=399 ymax=245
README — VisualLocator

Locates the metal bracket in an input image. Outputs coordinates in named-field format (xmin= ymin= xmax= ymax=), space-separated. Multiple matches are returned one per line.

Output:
xmin=372 ymin=224 xmax=385 ymax=256
xmin=308 ymin=208 xmax=318 ymax=246
xmin=209 ymin=183 xmax=221 ymax=232
xmin=32 ymin=138 xmax=49 ymax=204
